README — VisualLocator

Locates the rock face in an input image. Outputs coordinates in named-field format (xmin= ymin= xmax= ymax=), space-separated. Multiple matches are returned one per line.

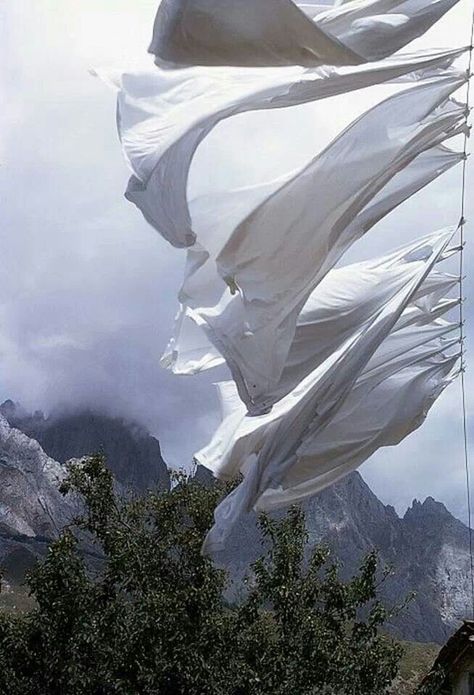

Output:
xmin=0 ymin=402 xmax=471 ymax=644
xmin=0 ymin=414 xmax=71 ymax=539
xmin=210 ymin=468 xmax=473 ymax=644
xmin=0 ymin=414 xmax=79 ymax=582
xmin=1 ymin=401 xmax=170 ymax=493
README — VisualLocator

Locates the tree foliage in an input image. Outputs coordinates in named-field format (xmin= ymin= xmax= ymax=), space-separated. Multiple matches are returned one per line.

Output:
xmin=0 ymin=455 xmax=402 ymax=694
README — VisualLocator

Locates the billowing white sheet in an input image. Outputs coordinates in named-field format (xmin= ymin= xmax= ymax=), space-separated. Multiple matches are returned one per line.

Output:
xmin=198 ymin=230 xmax=458 ymax=551
xmin=257 ymin=350 xmax=459 ymax=510
xmin=149 ymin=0 xmax=460 ymax=68
xmin=196 ymin=231 xmax=459 ymax=476
xmin=162 ymin=144 xmax=463 ymax=382
xmin=106 ymin=46 xmax=465 ymax=248
xmin=159 ymin=73 xmax=466 ymax=413
xmin=102 ymin=0 xmax=466 ymax=555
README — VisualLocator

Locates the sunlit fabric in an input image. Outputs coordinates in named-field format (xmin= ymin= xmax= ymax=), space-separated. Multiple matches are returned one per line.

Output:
xmin=103 ymin=0 xmax=466 ymax=553
xmin=162 ymin=145 xmax=463 ymax=381
xmin=198 ymin=231 xmax=459 ymax=551
xmin=104 ymin=46 xmax=465 ymax=248
xmin=159 ymin=75 xmax=466 ymax=413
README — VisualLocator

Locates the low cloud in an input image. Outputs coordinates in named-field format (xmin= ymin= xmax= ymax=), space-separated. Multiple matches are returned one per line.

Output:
xmin=1 ymin=0 xmax=473 ymax=518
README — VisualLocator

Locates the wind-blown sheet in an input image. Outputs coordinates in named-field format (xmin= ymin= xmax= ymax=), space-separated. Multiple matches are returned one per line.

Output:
xmin=196 ymin=231 xmax=459 ymax=551
xmin=107 ymin=46 xmax=465 ymax=248
xmin=103 ymin=0 xmax=466 ymax=553
xmin=150 ymin=0 xmax=460 ymax=68
xmin=160 ymin=73 xmax=466 ymax=413
xmin=163 ymin=144 xmax=463 ymax=380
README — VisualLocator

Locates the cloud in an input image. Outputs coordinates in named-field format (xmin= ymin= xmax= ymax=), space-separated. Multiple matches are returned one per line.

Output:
xmin=1 ymin=0 xmax=473 ymax=519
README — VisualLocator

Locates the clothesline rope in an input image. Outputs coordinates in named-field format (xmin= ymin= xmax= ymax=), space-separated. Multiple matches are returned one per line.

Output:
xmin=459 ymin=1 xmax=474 ymax=619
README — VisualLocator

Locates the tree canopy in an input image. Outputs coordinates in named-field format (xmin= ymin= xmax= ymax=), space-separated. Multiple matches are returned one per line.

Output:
xmin=0 ymin=455 xmax=403 ymax=694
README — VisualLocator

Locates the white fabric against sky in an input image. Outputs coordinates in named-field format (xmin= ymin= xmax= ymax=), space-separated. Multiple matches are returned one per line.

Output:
xmin=212 ymin=75 xmax=466 ymax=410
xmin=149 ymin=0 xmax=460 ymax=68
xmin=107 ymin=45 xmax=465 ymax=248
xmin=198 ymin=230 xmax=458 ymax=551
xmin=196 ymin=231 xmax=459 ymax=479
xmin=160 ymin=73 xmax=466 ymax=413
xmin=162 ymin=144 xmax=463 ymax=381
xmin=102 ymin=0 xmax=467 ymax=552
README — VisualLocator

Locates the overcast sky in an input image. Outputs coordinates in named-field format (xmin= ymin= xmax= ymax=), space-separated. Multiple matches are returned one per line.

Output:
xmin=1 ymin=0 xmax=473 ymax=522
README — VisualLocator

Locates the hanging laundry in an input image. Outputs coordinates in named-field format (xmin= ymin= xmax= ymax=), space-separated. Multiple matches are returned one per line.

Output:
xmin=149 ymin=0 xmax=460 ymax=68
xmin=99 ymin=45 xmax=465 ymax=248
xmin=162 ymin=75 xmax=466 ymax=413
xmin=101 ymin=0 xmax=466 ymax=555
xmin=197 ymin=230 xmax=458 ymax=551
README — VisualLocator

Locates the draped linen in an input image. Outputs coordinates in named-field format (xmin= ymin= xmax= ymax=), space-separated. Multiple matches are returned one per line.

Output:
xmin=102 ymin=0 xmax=466 ymax=552
xmin=158 ymin=74 xmax=466 ymax=413
xmin=162 ymin=144 xmax=463 ymax=379
xmin=196 ymin=230 xmax=459 ymax=550
xmin=196 ymin=231 xmax=458 ymax=477
xmin=149 ymin=0 xmax=460 ymax=68
xmin=105 ymin=46 xmax=465 ymax=248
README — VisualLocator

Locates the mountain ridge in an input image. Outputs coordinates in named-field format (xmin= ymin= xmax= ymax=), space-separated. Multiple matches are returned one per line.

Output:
xmin=0 ymin=400 xmax=470 ymax=644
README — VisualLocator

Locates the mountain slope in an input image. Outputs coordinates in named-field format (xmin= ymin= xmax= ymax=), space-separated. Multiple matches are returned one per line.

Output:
xmin=211 ymin=468 xmax=471 ymax=643
xmin=0 ymin=402 xmax=470 ymax=644
xmin=0 ymin=414 xmax=71 ymax=538
xmin=0 ymin=401 xmax=170 ymax=493
xmin=0 ymin=413 xmax=78 ymax=583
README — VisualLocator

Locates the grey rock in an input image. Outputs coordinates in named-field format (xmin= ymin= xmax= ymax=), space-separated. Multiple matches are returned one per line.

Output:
xmin=0 ymin=414 xmax=80 ymax=582
xmin=1 ymin=402 xmax=170 ymax=493
xmin=0 ymin=414 xmax=72 ymax=539
xmin=210 ymin=470 xmax=473 ymax=644
xmin=0 ymin=408 xmax=471 ymax=645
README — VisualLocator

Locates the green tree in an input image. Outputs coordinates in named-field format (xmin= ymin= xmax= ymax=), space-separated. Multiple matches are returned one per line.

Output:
xmin=0 ymin=455 xmax=402 ymax=695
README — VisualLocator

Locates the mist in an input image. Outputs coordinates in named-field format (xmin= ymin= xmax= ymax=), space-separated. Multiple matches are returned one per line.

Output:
xmin=1 ymin=0 xmax=473 ymax=520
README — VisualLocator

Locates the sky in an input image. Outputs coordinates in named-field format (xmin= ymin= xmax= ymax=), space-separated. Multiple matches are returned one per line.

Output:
xmin=1 ymin=0 xmax=473 ymax=522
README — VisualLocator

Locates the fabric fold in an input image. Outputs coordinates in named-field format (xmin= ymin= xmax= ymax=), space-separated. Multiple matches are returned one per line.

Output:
xmin=104 ymin=46 xmax=465 ymax=248
xmin=162 ymin=144 xmax=463 ymax=382
xmin=256 ymin=350 xmax=459 ymax=511
xmin=199 ymin=229 xmax=458 ymax=552
xmin=170 ymin=74 xmax=466 ymax=412
xmin=102 ymin=0 xmax=466 ymax=560
xmin=149 ymin=0 xmax=460 ymax=68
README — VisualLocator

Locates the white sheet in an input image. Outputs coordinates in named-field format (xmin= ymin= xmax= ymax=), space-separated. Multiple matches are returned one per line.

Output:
xmin=149 ymin=0 xmax=460 ymax=67
xmin=161 ymin=74 xmax=466 ymax=412
xmin=104 ymin=46 xmax=465 ymax=248
xmin=198 ymin=230 xmax=457 ymax=551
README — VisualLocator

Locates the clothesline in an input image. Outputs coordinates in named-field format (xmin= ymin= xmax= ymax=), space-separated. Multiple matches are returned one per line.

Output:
xmin=459 ymin=0 xmax=474 ymax=618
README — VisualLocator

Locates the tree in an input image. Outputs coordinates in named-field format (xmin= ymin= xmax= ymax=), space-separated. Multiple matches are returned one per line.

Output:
xmin=0 ymin=455 xmax=402 ymax=694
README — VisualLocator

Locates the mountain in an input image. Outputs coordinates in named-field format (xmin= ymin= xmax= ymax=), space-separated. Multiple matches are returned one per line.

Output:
xmin=0 ymin=414 xmax=72 ymax=539
xmin=0 ymin=401 xmax=471 ymax=644
xmin=0 ymin=401 xmax=170 ymax=493
xmin=210 ymin=467 xmax=472 ymax=644
xmin=0 ymin=413 xmax=78 ymax=584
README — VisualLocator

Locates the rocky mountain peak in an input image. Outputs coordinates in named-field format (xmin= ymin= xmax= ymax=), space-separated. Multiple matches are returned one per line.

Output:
xmin=0 ymin=400 xmax=16 ymax=418
xmin=405 ymin=497 xmax=452 ymax=519
xmin=0 ymin=402 xmax=471 ymax=645
xmin=0 ymin=414 xmax=72 ymax=538
xmin=1 ymin=404 xmax=170 ymax=493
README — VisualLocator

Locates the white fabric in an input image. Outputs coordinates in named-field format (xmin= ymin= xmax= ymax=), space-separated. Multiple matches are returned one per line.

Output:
xmin=199 ymin=230 xmax=457 ymax=551
xmin=257 ymin=351 xmax=458 ymax=510
xmin=149 ymin=0 xmax=460 ymax=68
xmin=103 ymin=0 xmax=465 ymax=557
xmin=161 ymin=74 xmax=466 ymax=413
xmin=196 ymin=230 xmax=458 ymax=477
xmin=244 ymin=244 xmax=460 ymax=410
xmin=212 ymin=76 xmax=465 ymax=410
xmin=106 ymin=46 xmax=465 ymax=248
xmin=162 ymin=144 xmax=463 ymax=382
xmin=317 ymin=0 xmax=460 ymax=62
